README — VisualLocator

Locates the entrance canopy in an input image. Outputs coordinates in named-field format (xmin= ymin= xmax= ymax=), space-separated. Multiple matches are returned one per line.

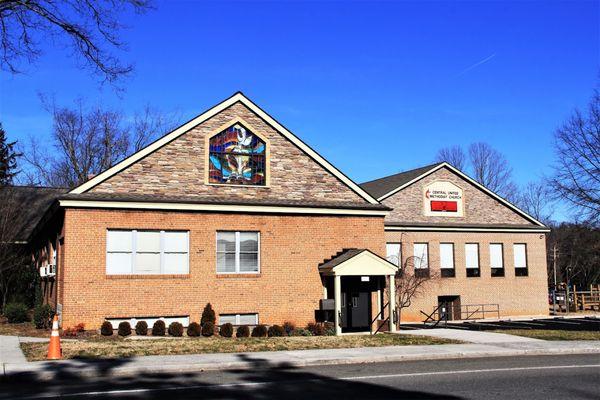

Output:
xmin=318 ymin=249 xmax=398 ymax=276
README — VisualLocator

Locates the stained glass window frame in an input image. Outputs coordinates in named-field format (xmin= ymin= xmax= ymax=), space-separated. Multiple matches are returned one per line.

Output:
xmin=207 ymin=122 xmax=267 ymax=186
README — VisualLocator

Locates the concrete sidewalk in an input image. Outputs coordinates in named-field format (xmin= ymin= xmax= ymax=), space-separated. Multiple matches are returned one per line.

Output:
xmin=394 ymin=328 xmax=545 ymax=344
xmin=3 ymin=339 xmax=600 ymax=379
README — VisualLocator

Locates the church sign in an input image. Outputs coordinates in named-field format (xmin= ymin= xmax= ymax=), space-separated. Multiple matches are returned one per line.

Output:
xmin=423 ymin=181 xmax=464 ymax=217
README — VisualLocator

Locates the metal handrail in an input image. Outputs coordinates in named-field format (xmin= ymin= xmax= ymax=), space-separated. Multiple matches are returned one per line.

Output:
xmin=371 ymin=302 xmax=389 ymax=335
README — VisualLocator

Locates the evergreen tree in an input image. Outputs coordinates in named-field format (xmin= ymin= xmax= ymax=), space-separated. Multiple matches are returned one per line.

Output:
xmin=0 ymin=124 xmax=20 ymax=185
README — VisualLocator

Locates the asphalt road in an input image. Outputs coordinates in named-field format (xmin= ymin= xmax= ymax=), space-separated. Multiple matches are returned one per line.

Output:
xmin=2 ymin=354 xmax=599 ymax=399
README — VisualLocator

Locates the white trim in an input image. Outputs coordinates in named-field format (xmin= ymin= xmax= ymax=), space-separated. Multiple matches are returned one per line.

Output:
xmin=385 ymin=225 xmax=550 ymax=233
xmin=69 ymin=93 xmax=379 ymax=204
xmin=376 ymin=162 xmax=546 ymax=226
xmin=59 ymin=199 xmax=388 ymax=216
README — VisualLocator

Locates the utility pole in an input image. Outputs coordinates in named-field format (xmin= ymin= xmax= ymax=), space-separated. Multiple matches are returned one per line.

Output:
xmin=552 ymin=244 xmax=558 ymax=315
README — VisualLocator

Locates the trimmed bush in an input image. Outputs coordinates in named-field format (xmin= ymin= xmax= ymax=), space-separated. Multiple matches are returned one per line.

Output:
xmin=152 ymin=320 xmax=166 ymax=336
xmin=135 ymin=321 xmax=148 ymax=336
xmin=306 ymin=322 xmax=326 ymax=336
xmin=33 ymin=304 xmax=54 ymax=329
xmin=282 ymin=321 xmax=295 ymax=336
xmin=291 ymin=328 xmax=312 ymax=336
xmin=100 ymin=321 xmax=113 ymax=336
xmin=187 ymin=322 xmax=201 ymax=337
xmin=4 ymin=302 xmax=28 ymax=323
xmin=236 ymin=325 xmax=250 ymax=338
xmin=251 ymin=324 xmax=268 ymax=337
xmin=201 ymin=303 xmax=216 ymax=326
xmin=118 ymin=321 xmax=131 ymax=337
xmin=168 ymin=322 xmax=184 ymax=337
xmin=201 ymin=321 xmax=215 ymax=337
xmin=220 ymin=322 xmax=234 ymax=338
xmin=324 ymin=322 xmax=336 ymax=336
xmin=268 ymin=324 xmax=285 ymax=337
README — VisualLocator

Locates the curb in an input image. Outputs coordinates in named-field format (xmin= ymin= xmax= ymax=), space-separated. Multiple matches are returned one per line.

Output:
xmin=3 ymin=346 xmax=600 ymax=380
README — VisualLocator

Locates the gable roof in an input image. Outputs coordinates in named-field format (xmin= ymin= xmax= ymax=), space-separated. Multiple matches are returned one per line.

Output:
xmin=69 ymin=92 xmax=379 ymax=205
xmin=360 ymin=162 xmax=444 ymax=199
xmin=318 ymin=248 xmax=398 ymax=276
xmin=0 ymin=186 xmax=66 ymax=242
xmin=360 ymin=162 xmax=547 ymax=227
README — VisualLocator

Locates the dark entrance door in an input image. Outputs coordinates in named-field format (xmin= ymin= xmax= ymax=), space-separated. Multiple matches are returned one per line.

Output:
xmin=438 ymin=295 xmax=461 ymax=321
xmin=341 ymin=277 xmax=372 ymax=332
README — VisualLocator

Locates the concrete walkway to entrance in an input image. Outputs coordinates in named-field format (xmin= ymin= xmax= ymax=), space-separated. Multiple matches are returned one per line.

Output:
xmin=0 ymin=336 xmax=27 ymax=364
xmin=394 ymin=328 xmax=544 ymax=344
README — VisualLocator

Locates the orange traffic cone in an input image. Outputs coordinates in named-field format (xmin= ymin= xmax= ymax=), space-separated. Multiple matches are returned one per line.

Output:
xmin=47 ymin=315 xmax=62 ymax=360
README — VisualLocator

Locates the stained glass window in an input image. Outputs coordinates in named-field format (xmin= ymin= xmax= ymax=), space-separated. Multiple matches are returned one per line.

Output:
xmin=208 ymin=124 xmax=266 ymax=185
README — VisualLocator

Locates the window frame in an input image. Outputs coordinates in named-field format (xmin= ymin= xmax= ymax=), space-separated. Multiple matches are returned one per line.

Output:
xmin=465 ymin=243 xmax=481 ymax=278
xmin=216 ymin=231 xmax=261 ymax=274
xmin=413 ymin=242 xmax=430 ymax=278
xmin=106 ymin=230 xmax=189 ymax=275
xmin=219 ymin=313 xmax=259 ymax=326
xmin=489 ymin=243 xmax=505 ymax=277
xmin=386 ymin=242 xmax=402 ymax=267
xmin=513 ymin=243 xmax=529 ymax=277
xmin=439 ymin=243 xmax=456 ymax=278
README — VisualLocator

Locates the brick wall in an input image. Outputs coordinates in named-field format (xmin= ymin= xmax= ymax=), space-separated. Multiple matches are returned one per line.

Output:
xmin=90 ymin=102 xmax=366 ymax=205
xmin=385 ymin=230 xmax=549 ymax=322
xmin=61 ymin=208 xmax=385 ymax=329
xmin=382 ymin=167 xmax=532 ymax=225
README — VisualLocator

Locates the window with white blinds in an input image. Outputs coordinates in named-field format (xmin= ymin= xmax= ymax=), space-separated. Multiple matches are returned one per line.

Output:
xmin=514 ymin=244 xmax=528 ymax=269
xmin=217 ymin=232 xmax=260 ymax=273
xmin=465 ymin=243 xmax=479 ymax=269
xmin=489 ymin=244 xmax=504 ymax=269
xmin=439 ymin=243 xmax=454 ymax=269
xmin=386 ymin=243 xmax=401 ymax=267
xmin=219 ymin=313 xmax=258 ymax=325
xmin=413 ymin=243 xmax=429 ymax=269
xmin=106 ymin=230 xmax=189 ymax=275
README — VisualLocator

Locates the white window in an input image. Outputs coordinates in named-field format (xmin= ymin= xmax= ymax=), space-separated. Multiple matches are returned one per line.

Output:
xmin=106 ymin=230 xmax=189 ymax=275
xmin=413 ymin=243 xmax=429 ymax=269
xmin=440 ymin=243 xmax=454 ymax=269
xmin=219 ymin=313 xmax=258 ymax=325
xmin=386 ymin=243 xmax=401 ymax=267
xmin=465 ymin=243 xmax=479 ymax=269
xmin=513 ymin=244 xmax=527 ymax=269
xmin=490 ymin=244 xmax=504 ymax=269
xmin=217 ymin=231 xmax=260 ymax=273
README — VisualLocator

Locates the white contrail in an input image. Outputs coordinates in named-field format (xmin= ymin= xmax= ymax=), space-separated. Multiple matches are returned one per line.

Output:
xmin=457 ymin=53 xmax=497 ymax=76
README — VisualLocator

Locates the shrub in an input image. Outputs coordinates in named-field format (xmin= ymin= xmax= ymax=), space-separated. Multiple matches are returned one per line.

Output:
xmin=236 ymin=325 xmax=250 ymax=338
xmin=268 ymin=324 xmax=285 ymax=337
xmin=135 ymin=321 xmax=148 ymax=336
xmin=4 ymin=302 xmax=28 ymax=323
xmin=187 ymin=322 xmax=201 ymax=337
xmin=306 ymin=322 xmax=326 ymax=336
xmin=63 ymin=323 xmax=85 ymax=337
xmin=201 ymin=321 xmax=215 ymax=337
xmin=201 ymin=303 xmax=216 ymax=326
xmin=251 ymin=324 xmax=268 ymax=337
xmin=291 ymin=328 xmax=312 ymax=336
xmin=168 ymin=322 xmax=184 ymax=337
xmin=118 ymin=321 xmax=131 ymax=337
xmin=220 ymin=322 xmax=233 ymax=338
xmin=282 ymin=321 xmax=296 ymax=336
xmin=152 ymin=320 xmax=166 ymax=336
xmin=33 ymin=304 xmax=54 ymax=329
xmin=100 ymin=321 xmax=113 ymax=336
xmin=324 ymin=322 xmax=336 ymax=336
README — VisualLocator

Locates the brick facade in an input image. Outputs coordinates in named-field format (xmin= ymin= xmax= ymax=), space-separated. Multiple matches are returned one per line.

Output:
xmin=382 ymin=167 xmax=532 ymax=225
xmin=385 ymin=230 xmax=549 ymax=322
xmin=60 ymin=208 xmax=384 ymax=329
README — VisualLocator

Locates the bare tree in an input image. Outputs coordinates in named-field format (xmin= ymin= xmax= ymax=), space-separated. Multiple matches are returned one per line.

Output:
xmin=394 ymin=254 xmax=439 ymax=328
xmin=434 ymin=145 xmax=466 ymax=170
xmin=550 ymin=90 xmax=600 ymax=226
xmin=0 ymin=188 xmax=28 ymax=311
xmin=468 ymin=142 xmax=517 ymax=200
xmin=24 ymin=98 xmax=180 ymax=188
xmin=516 ymin=181 xmax=554 ymax=224
xmin=0 ymin=0 xmax=153 ymax=84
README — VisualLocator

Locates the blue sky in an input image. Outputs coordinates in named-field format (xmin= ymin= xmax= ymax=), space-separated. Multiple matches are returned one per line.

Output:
xmin=0 ymin=1 xmax=598 ymax=219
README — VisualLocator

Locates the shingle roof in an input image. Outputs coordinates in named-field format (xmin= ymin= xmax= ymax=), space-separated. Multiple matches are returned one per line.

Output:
xmin=318 ymin=248 xmax=367 ymax=271
xmin=0 ymin=186 xmax=66 ymax=242
xmin=60 ymin=192 xmax=390 ymax=211
xmin=360 ymin=162 xmax=443 ymax=199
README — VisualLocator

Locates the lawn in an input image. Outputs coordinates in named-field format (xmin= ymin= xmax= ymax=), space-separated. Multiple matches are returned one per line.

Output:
xmin=21 ymin=334 xmax=458 ymax=361
xmin=495 ymin=329 xmax=600 ymax=341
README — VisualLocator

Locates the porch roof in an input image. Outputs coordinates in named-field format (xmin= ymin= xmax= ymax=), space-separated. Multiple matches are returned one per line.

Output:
xmin=318 ymin=248 xmax=398 ymax=276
